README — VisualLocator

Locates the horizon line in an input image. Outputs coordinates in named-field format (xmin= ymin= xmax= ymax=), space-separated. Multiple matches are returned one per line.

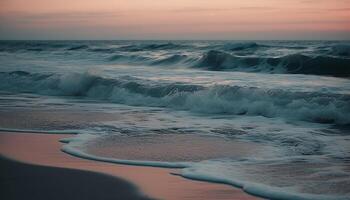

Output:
xmin=1 ymin=39 xmax=350 ymax=41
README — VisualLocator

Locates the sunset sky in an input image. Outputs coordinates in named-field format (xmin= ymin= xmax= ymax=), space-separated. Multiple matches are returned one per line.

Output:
xmin=0 ymin=0 xmax=349 ymax=40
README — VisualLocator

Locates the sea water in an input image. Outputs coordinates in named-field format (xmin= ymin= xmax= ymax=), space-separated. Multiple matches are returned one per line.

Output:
xmin=0 ymin=40 xmax=349 ymax=199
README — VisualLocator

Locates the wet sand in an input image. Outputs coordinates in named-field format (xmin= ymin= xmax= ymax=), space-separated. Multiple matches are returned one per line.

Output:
xmin=0 ymin=156 xmax=151 ymax=200
xmin=0 ymin=131 xmax=263 ymax=200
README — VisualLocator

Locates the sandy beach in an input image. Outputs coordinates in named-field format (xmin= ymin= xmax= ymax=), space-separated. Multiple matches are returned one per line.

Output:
xmin=0 ymin=131 xmax=262 ymax=200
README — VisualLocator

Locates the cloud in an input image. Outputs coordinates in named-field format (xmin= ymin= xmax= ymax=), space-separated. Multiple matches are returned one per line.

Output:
xmin=327 ymin=8 xmax=350 ymax=11
xmin=168 ymin=6 xmax=277 ymax=13
xmin=0 ymin=11 xmax=120 ymax=24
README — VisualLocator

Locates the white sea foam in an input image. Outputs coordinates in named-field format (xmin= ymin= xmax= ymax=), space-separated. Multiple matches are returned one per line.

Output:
xmin=180 ymin=170 xmax=348 ymax=200
xmin=1 ymin=71 xmax=349 ymax=124
xmin=179 ymin=160 xmax=350 ymax=200
xmin=61 ymin=133 xmax=190 ymax=168
xmin=1 ymin=122 xmax=349 ymax=200
xmin=60 ymin=132 xmax=350 ymax=200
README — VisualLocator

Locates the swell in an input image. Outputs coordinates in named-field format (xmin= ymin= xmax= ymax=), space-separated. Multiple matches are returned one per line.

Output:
xmin=117 ymin=42 xmax=190 ymax=51
xmin=0 ymin=41 xmax=263 ymax=53
xmin=106 ymin=50 xmax=350 ymax=77
xmin=107 ymin=53 xmax=193 ymax=66
xmin=1 ymin=41 xmax=349 ymax=77
xmin=220 ymin=42 xmax=265 ymax=51
xmin=1 ymin=71 xmax=349 ymax=125
xmin=194 ymin=50 xmax=350 ymax=77
xmin=0 ymin=41 xmax=190 ymax=52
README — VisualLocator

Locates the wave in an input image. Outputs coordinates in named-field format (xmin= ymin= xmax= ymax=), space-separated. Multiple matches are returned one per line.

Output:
xmin=116 ymin=42 xmax=190 ymax=52
xmin=0 ymin=41 xmax=190 ymax=54
xmin=0 ymin=41 xmax=250 ymax=53
xmin=101 ymin=45 xmax=350 ymax=77
xmin=1 ymin=71 xmax=349 ymax=125
xmin=1 ymin=41 xmax=350 ymax=77
xmin=151 ymin=54 xmax=190 ymax=66
xmin=108 ymin=54 xmax=152 ymax=64
xmin=221 ymin=42 xmax=262 ymax=51
xmin=0 ymin=41 xmax=75 ymax=52
xmin=67 ymin=45 xmax=89 ymax=51
xmin=108 ymin=53 xmax=193 ymax=66
xmin=103 ymin=49 xmax=350 ymax=77
xmin=330 ymin=44 xmax=350 ymax=57
xmin=89 ymin=47 xmax=117 ymax=53
xmin=194 ymin=50 xmax=350 ymax=77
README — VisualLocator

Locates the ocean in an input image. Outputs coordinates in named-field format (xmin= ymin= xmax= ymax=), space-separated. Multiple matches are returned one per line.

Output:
xmin=0 ymin=40 xmax=349 ymax=200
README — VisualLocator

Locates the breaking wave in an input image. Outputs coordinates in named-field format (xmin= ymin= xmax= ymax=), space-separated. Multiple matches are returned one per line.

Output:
xmin=1 ymin=71 xmax=349 ymax=124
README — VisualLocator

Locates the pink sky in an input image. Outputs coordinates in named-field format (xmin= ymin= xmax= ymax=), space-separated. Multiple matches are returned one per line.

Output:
xmin=0 ymin=0 xmax=349 ymax=39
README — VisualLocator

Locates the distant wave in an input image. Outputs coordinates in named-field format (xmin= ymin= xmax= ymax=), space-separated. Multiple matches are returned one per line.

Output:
xmin=1 ymin=71 xmax=349 ymax=125
xmin=1 ymin=41 xmax=349 ymax=77
xmin=84 ymin=44 xmax=350 ymax=77
xmin=194 ymin=50 xmax=350 ymax=77
xmin=116 ymin=42 xmax=190 ymax=52
xmin=0 ymin=41 xmax=70 ymax=52
xmin=67 ymin=45 xmax=89 ymax=51
xmin=221 ymin=42 xmax=262 ymax=51
xmin=89 ymin=47 xmax=117 ymax=53
xmin=108 ymin=54 xmax=152 ymax=64
xmin=330 ymin=44 xmax=350 ymax=57
xmin=65 ymin=43 xmax=190 ymax=52
xmin=150 ymin=54 xmax=189 ymax=66
xmin=107 ymin=53 xmax=192 ymax=66
xmin=105 ymin=47 xmax=350 ymax=77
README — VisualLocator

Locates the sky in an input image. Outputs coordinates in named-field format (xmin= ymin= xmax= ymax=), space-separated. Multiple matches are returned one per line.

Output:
xmin=0 ymin=0 xmax=349 ymax=40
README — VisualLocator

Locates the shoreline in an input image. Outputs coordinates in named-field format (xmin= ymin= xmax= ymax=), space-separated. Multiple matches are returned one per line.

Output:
xmin=0 ymin=131 xmax=262 ymax=200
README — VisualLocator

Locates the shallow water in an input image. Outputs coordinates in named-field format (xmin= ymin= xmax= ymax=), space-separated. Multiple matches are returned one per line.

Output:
xmin=1 ymin=40 xmax=350 ymax=200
